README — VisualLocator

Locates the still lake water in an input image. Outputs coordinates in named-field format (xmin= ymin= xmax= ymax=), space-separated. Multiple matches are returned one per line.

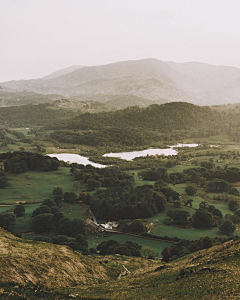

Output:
xmin=47 ymin=153 xmax=107 ymax=168
xmin=103 ymin=143 xmax=199 ymax=161
xmin=48 ymin=144 xmax=199 ymax=167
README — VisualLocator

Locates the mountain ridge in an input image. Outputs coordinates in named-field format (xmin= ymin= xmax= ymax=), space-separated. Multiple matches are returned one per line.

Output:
xmin=2 ymin=58 xmax=240 ymax=106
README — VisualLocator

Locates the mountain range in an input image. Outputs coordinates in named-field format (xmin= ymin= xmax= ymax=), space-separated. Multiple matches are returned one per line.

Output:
xmin=1 ymin=58 xmax=240 ymax=107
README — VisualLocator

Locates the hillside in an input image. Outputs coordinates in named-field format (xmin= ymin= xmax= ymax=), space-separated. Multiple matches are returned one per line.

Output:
xmin=45 ymin=102 xmax=228 ymax=148
xmin=2 ymin=58 xmax=240 ymax=106
xmin=0 ymin=227 xmax=239 ymax=299
xmin=0 ymin=89 xmax=64 ymax=106
xmin=0 ymin=227 xmax=114 ymax=288
xmin=0 ymin=103 xmax=79 ymax=127
xmin=42 ymin=65 xmax=84 ymax=80
xmin=53 ymin=102 xmax=220 ymax=131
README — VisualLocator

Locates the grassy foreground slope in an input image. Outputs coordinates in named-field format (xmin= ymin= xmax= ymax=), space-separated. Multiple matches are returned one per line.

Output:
xmin=0 ymin=227 xmax=111 ymax=288
xmin=67 ymin=238 xmax=240 ymax=300
xmin=0 ymin=227 xmax=240 ymax=299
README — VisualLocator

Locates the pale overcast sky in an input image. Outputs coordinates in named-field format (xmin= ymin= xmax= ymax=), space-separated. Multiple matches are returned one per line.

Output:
xmin=1 ymin=0 xmax=240 ymax=82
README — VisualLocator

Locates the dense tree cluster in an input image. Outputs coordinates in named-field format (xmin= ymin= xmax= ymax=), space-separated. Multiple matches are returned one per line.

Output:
xmin=35 ymin=233 xmax=88 ymax=253
xmin=49 ymin=102 xmax=223 ymax=133
xmin=118 ymin=219 xmax=147 ymax=233
xmin=192 ymin=202 xmax=223 ymax=229
xmin=31 ymin=188 xmax=86 ymax=240
xmin=0 ymin=103 xmax=78 ymax=127
xmin=166 ymin=209 xmax=190 ymax=225
xmin=0 ymin=151 xmax=59 ymax=173
xmin=46 ymin=102 xmax=227 ymax=147
xmin=96 ymin=240 xmax=142 ymax=257
xmin=85 ymin=184 xmax=167 ymax=220
xmin=71 ymin=164 xmax=133 ymax=190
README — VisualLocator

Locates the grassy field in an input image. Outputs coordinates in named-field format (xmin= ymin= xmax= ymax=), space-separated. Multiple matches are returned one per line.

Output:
xmin=0 ymin=202 xmax=88 ymax=234
xmin=87 ymin=232 xmax=172 ymax=256
xmin=0 ymin=167 xmax=75 ymax=204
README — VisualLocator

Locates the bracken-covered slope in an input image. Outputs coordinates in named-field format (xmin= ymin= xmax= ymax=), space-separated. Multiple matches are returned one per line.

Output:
xmin=0 ymin=227 xmax=111 ymax=288
xmin=66 ymin=238 xmax=240 ymax=299
xmin=0 ymin=227 xmax=239 ymax=299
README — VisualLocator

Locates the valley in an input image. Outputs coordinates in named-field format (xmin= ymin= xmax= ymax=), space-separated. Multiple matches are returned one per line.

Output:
xmin=1 ymin=92 xmax=240 ymax=299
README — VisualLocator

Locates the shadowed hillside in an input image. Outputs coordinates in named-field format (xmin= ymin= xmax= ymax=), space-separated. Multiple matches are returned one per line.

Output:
xmin=0 ymin=227 xmax=239 ymax=299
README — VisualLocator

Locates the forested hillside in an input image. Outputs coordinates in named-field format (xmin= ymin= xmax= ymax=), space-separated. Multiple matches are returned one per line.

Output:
xmin=49 ymin=102 xmax=223 ymax=132
xmin=0 ymin=103 xmax=78 ymax=127
xmin=48 ymin=102 xmax=226 ymax=147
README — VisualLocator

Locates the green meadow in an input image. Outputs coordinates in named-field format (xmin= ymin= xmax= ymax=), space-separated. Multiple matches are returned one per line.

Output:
xmin=87 ymin=232 xmax=172 ymax=256
xmin=0 ymin=167 xmax=75 ymax=204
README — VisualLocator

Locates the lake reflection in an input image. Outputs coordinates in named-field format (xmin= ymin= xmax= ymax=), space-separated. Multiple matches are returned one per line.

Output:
xmin=103 ymin=143 xmax=199 ymax=161
xmin=47 ymin=153 xmax=107 ymax=168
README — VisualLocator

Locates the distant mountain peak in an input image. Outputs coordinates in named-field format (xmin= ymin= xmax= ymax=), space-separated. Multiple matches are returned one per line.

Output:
xmin=1 ymin=58 xmax=240 ymax=106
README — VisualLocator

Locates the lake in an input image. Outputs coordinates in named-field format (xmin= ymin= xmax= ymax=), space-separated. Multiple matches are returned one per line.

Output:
xmin=103 ymin=143 xmax=199 ymax=161
xmin=47 ymin=144 xmax=199 ymax=167
xmin=47 ymin=153 xmax=107 ymax=168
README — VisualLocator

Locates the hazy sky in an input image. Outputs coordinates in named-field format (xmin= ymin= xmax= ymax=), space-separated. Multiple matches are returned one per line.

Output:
xmin=1 ymin=0 xmax=240 ymax=82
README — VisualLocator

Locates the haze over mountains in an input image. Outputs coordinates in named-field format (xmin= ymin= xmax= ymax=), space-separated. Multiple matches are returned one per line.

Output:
xmin=1 ymin=58 xmax=240 ymax=107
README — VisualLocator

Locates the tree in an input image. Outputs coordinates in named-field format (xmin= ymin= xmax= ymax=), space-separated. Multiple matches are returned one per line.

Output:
xmin=64 ymin=192 xmax=78 ymax=204
xmin=229 ymin=187 xmax=239 ymax=196
xmin=14 ymin=203 xmax=25 ymax=217
xmin=129 ymin=219 xmax=146 ymax=233
xmin=42 ymin=198 xmax=57 ymax=208
xmin=228 ymin=199 xmax=239 ymax=212
xmin=70 ymin=219 xmax=86 ymax=237
xmin=169 ymin=245 xmax=180 ymax=257
xmin=141 ymin=246 xmax=158 ymax=259
xmin=87 ymin=179 xmax=101 ymax=191
xmin=32 ymin=205 xmax=51 ymax=218
xmin=185 ymin=185 xmax=197 ymax=196
xmin=50 ymin=206 xmax=61 ymax=214
xmin=161 ymin=247 xmax=170 ymax=262
xmin=234 ymin=209 xmax=240 ymax=217
xmin=57 ymin=217 xmax=71 ymax=236
xmin=31 ymin=213 xmax=53 ymax=233
xmin=192 ymin=210 xmax=214 ymax=229
xmin=0 ymin=172 xmax=9 ymax=188
xmin=219 ymin=219 xmax=236 ymax=235
xmin=151 ymin=191 xmax=166 ymax=212
xmin=52 ymin=187 xmax=63 ymax=206
xmin=0 ymin=213 xmax=15 ymax=231
xmin=201 ymin=236 xmax=213 ymax=249
xmin=52 ymin=235 xmax=69 ymax=244
xmin=206 ymin=179 xmax=229 ymax=193
xmin=166 ymin=209 xmax=190 ymax=224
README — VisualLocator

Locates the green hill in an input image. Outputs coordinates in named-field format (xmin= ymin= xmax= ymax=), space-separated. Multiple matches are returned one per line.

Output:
xmin=48 ymin=102 xmax=226 ymax=147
